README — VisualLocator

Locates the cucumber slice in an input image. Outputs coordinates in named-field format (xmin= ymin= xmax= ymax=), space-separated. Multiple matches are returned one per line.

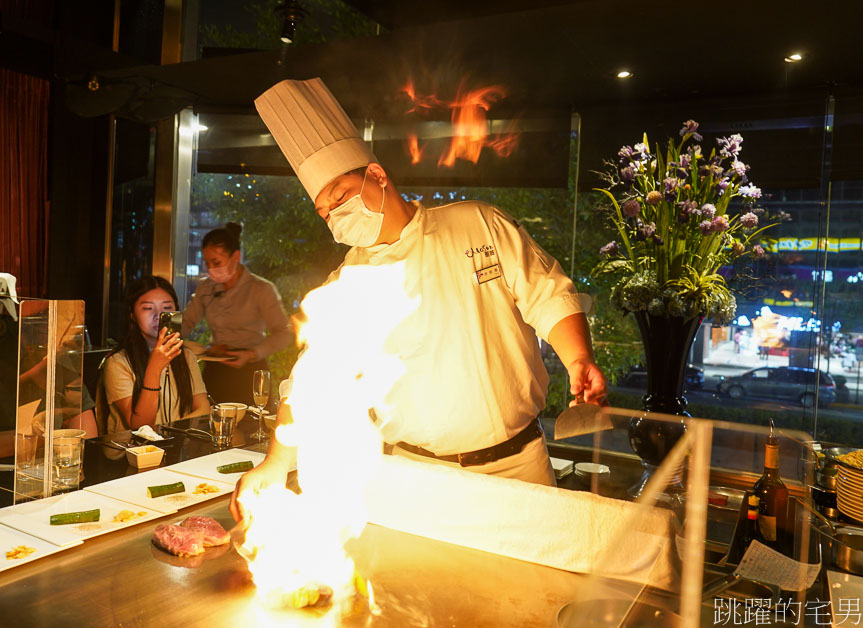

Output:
xmin=147 ymin=481 xmax=186 ymax=498
xmin=216 ymin=461 xmax=254 ymax=474
xmin=50 ymin=509 xmax=101 ymax=525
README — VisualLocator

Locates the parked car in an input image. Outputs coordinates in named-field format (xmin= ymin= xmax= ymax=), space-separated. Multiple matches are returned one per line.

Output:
xmin=717 ymin=366 xmax=836 ymax=407
xmin=618 ymin=364 xmax=705 ymax=391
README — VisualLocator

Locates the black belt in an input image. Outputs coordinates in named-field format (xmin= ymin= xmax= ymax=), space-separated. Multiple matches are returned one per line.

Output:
xmin=395 ymin=418 xmax=543 ymax=467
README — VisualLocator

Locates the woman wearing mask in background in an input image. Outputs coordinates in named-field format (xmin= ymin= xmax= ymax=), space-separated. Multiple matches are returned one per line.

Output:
xmin=101 ymin=276 xmax=209 ymax=433
xmin=182 ymin=222 xmax=291 ymax=406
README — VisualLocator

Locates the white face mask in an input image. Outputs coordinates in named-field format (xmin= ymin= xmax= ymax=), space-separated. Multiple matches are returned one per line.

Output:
xmin=327 ymin=171 xmax=384 ymax=248
xmin=208 ymin=255 xmax=237 ymax=284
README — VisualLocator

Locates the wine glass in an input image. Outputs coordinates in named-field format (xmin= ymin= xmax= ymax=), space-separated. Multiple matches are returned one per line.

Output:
xmin=251 ymin=369 xmax=271 ymax=442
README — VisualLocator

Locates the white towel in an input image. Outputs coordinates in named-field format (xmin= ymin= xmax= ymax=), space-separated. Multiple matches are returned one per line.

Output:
xmin=364 ymin=455 xmax=678 ymax=590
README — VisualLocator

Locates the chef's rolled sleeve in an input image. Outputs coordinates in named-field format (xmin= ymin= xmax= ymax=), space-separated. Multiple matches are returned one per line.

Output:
xmin=490 ymin=207 xmax=584 ymax=341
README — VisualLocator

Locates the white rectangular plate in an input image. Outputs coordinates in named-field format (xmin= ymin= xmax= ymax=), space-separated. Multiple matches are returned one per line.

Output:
xmin=84 ymin=468 xmax=234 ymax=514
xmin=0 ymin=491 xmax=165 ymax=546
xmin=828 ymin=570 xmax=863 ymax=628
xmin=0 ymin=524 xmax=71 ymax=572
xmin=165 ymin=449 xmax=268 ymax=486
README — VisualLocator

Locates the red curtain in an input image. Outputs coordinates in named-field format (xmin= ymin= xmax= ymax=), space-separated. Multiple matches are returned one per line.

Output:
xmin=0 ymin=68 xmax=50 ymax=297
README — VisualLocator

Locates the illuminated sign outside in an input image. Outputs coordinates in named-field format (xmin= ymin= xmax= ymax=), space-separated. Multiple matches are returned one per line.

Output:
xmin=763 ymin=298 xmax=815 ymax=308
xmin=766 ymin=237 xmax=863 ymax=253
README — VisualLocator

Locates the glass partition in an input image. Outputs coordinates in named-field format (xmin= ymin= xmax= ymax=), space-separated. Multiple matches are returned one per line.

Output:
xmin=551 ymin=413 xmax=820 ymax=628
xmin=2 ymin=299 xmax=86 ymax=505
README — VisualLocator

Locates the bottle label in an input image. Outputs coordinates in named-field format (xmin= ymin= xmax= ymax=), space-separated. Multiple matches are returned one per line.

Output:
xmin=759 ymin=515 xmax=778 ymax=541
xmin=764 ymin=444 xmax=779 ymax=469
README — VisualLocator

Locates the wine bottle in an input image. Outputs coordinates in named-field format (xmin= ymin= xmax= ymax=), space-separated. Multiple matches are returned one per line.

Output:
xmin=752 ymin=419 xmax=788 ymax=551
xmin=739 ymin=494 xmax=761 ymax=552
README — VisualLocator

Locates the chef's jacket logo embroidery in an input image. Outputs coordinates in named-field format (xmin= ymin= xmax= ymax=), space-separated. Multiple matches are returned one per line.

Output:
xmin=476 ymin=264 xmax=501 ymax=285
xmin=465 ymin=244 xmax=496 ymax=259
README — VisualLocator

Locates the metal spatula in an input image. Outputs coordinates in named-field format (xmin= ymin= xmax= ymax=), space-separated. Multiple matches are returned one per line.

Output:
xmin=553 ymin=394 xmax=613 ymax=440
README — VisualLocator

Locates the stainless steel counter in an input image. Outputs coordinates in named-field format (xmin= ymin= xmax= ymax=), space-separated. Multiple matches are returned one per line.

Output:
xmin=0 ymin=495 xmax=600 ymax=627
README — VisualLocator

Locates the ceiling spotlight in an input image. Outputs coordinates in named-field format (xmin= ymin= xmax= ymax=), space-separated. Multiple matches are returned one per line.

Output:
xmin=784 ymin=52 xmax=803 ymax=63
xmin=276 ymin=0 xmax=308 ymax=45
xmin=617 ymin=70 xmax=633 ymax=79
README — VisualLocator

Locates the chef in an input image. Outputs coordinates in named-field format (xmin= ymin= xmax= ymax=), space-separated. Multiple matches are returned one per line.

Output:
xmin=231 ymin=78 xmax=606 ymax=521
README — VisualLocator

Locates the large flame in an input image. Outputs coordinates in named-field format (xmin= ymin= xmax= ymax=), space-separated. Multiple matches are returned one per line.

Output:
xmin=238 ymin=262 xmax=419 ymax=613
xmin=400 ymin=79 xmax=520 ymax=168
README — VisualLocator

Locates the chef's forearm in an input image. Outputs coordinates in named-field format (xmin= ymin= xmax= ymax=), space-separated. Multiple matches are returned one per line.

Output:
xmin=547 ymin=312 xmax=596 ymax=368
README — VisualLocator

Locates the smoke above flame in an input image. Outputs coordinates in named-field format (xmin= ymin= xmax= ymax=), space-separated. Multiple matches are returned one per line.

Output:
xmin=400 ymin=80 xmax=520 ymax=168
xmin=238 ymin=262 xmax=419 ymax=613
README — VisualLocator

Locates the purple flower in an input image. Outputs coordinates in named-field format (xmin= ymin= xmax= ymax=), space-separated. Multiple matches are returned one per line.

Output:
xmin=620 ymin=166 xmax=636 ymax=184
xmin=711 ymin=215 xmax=730 ymax=232
xmin=680 ymin=119 xmax=703 ymax=142
xmin=731 ymin=241 xmax=745 ymax=256
xmin=753 ymin=244 xmax=765 ymax=258
xmin=740 ymin=212 xmax=758 ymax=228
xmin=646 ymin=190 xmax=663 ymax=206
xmin=717 ymin=133 xmax=743 ymax=158
xmin=663 ymin=177 xmax=679 ymax=201
xmin=717 ymin=178 xmax=730 ymax=191
xmin=699 ymin=220 xmax=714 ymax=235
xmin=633 ymin=143 xmax=650 ymax=161
xmin=677 ymin=200 xmax=699 ymax=222
xmin=701 ymin=203 xmax=716 ymax=219
xmin=635 ymin=220 xmax=657 ymax=241
xmin=731 ymin=160 xmax=748 ymax=177
xmin=622 ymin=198 xmax=641 ymax=218
xmin=600 ymin=241 xmax=620 ymax=256
xmin=739 ymin=184 xmax=762 ymax=199
xmin=680 ymin=153 xmax=692 ymax=168
xmin=618 ymin=145 xmax=634 ymax=163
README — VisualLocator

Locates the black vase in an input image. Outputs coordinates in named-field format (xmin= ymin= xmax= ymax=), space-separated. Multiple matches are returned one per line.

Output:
xmin=627 ymin=312 xmax=704 ymax=498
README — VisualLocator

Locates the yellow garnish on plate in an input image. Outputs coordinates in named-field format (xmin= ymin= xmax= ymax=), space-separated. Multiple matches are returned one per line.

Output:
xmin=193 ymin=483 xmax=219 ymax=495
xmin=112 ymin=510 xmax=148 ymax=523
xmin=837 ymin=449 xmax=863 ymax=469
xmin=6 ymin=545 xmax=37 ymax=560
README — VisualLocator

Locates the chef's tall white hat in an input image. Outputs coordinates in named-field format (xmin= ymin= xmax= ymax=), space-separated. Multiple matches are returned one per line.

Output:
xmin=255 ymin=78 xmax=376 ymax=201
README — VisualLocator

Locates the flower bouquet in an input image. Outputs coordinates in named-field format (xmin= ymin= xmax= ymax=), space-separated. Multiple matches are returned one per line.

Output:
xmin=593 ymin=120 xmax=787 ymax=325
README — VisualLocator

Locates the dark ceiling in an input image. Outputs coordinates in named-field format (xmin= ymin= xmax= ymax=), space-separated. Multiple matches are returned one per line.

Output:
xmin=340 ymin=0 xmax=593 ymax=30
xmin=11 ymin=0 xmax=861 ymax=186
xmin=52 ymin=0 xmax=861 ymax=121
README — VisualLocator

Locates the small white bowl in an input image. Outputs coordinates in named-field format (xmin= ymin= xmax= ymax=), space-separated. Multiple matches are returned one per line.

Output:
xmin=216 ymin=402 xmax=248 ymax=421
xmin=125 ymin=445 xmax=165 ymax=468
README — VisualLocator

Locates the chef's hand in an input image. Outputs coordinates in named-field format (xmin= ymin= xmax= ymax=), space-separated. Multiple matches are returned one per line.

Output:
xmin=567 ymin=358 xmax=608 ymax=406
xmin=229 ymin=459 xmax=287 ymax=524
xmin=225 ymin=349 xmax=256 ymax=369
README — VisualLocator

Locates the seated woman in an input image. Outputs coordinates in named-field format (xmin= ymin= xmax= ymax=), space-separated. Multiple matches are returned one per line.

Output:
xmin=102 ymin=276 xmax=208 ymax=434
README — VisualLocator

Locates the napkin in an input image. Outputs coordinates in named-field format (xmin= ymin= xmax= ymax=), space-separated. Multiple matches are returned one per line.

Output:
xmin=0 ymin=272 xmax=18 ymax=321
xmin=132 ymin=425 xmax=165 ymax=441
xmin=363 ymin=455 xmax=678 ymax=590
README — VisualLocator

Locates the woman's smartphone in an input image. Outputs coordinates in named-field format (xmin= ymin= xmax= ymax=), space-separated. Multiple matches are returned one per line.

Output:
xmin=158 ymin=311 xmax=183 ymax=336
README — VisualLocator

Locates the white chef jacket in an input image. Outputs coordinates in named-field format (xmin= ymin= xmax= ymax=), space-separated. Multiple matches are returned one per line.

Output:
xmin=326 ymin=200 xmax=583 ymax=456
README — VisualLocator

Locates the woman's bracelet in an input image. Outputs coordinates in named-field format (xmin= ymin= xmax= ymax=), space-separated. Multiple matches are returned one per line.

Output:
xmin=141 ymin=385 xmax=160 ymax=392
